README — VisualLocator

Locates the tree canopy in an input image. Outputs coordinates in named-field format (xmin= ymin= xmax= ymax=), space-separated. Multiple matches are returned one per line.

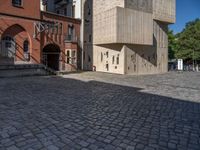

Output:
xmin=168 ymin=18 xmax=200 ymax=63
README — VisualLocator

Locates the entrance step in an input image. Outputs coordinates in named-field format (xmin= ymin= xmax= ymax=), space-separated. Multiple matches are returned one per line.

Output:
xmin=0 ymin=56 xmax=14 ymax=65
xmin=0 ymin=64 xmax=56 ymax=78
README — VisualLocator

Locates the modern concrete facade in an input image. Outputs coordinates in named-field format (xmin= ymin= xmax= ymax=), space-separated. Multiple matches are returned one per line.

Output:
xmin=82 ymin=0 xmax=176 ymax=74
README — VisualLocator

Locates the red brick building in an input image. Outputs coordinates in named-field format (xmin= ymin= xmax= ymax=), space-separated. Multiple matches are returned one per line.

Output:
xmin=0 ymin=0 xmax=81 ymax=71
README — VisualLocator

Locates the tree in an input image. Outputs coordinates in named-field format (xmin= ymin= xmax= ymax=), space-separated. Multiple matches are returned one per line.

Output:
xmin=168 ymin=30 xmax=177 ymax=60
xmin=175 ymin=19 xmax=200 ymax=63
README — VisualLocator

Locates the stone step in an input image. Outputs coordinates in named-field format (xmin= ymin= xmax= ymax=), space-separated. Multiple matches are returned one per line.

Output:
xmin=0 ymin=56 xmax=14 ymax=65
xmin=0 ymin=64 xmax=55 ymax=78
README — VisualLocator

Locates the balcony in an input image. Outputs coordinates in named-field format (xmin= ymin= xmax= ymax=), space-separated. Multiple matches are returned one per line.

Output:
xmin=64 ymin=34 xmax=78 ymax=43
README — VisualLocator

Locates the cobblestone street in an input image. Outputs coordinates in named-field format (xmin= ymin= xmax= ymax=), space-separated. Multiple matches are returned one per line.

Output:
xmin=0 ymin=72 xmax=200 ymax=150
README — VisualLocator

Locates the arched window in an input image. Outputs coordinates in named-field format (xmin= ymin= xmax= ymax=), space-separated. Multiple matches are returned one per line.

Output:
xmin=23 ymin=40 xmax=29 ymax=53
xmin=23 ymin=40 xmax=30 ymax=61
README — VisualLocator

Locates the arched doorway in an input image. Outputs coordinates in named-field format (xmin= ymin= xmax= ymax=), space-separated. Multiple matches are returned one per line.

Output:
xmin=43 ymin=44 xmax=60 ymax=71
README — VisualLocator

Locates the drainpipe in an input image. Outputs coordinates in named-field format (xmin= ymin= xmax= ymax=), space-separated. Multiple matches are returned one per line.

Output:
xmin=80 ymin=0 xmax=84 ymax=70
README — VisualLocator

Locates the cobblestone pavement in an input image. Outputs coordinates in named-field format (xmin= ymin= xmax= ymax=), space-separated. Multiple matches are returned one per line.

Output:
xmin=0 ymin=72 xmax=200 ymax=150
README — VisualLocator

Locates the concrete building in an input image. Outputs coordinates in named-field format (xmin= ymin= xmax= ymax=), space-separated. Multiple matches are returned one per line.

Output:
xmin=82 ymin=0 xmax=176 ymax=74
xmin=0 ymin=0 xmax=81 ymax=71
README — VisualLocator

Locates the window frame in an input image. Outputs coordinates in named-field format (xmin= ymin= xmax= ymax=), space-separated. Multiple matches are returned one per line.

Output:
xmin=65 ymin=49 xmax=77 ymax=65
xmin=23 ymin=40 xmax=29 ymax=53
xmin=12 ymin=0 xmax=23 ymax=7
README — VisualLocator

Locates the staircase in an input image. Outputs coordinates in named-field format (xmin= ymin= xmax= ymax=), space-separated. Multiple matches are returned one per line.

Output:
xmin=0 ymin=55 xmax=14 ymax=65
xmin=0 ymin=64 xmax=56 ymax=78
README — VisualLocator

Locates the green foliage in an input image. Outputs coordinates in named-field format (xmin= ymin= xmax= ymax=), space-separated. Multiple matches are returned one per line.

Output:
xmin=168 ymin=30 xmax=177 ymax=60
xmin=168 ymin=18 xmax=200 ymax=62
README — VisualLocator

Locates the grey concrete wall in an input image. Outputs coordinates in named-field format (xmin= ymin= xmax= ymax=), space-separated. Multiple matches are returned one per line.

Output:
xmin=93 ymin=44 xmax=125 ymax=74
xmin=93 ymin=0 xmax=125 ymax=16
xmin=125 ymin=21 xmax=168 ymax=75
xmin=153 ymin=0 xmax=176 ymax=23
xmin=93 ymin=7 xmax=153 ymax=45
xmin=125 ymin=0 xmax=153 ymax=13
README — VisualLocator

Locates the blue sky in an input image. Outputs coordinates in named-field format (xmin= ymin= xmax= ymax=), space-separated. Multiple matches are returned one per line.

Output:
xmin=169 ymin=0 xmax=200 ymax=34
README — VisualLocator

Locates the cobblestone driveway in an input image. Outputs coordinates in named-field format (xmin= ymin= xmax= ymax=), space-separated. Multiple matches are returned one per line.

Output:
xmin=0 ymin=72 xmax=200 ymax=150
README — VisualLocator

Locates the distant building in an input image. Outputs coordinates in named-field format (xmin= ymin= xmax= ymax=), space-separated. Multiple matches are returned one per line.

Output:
xmin=0 ymin=0 xmax=81 ymax=71
xmin=44 ymin=0 xmax=81 ymax=19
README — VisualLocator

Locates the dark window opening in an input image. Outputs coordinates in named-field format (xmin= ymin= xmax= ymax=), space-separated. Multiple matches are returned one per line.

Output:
xmin=83 ymin=51 xmax=85 ymax=61
xmin=64 ymin=8 xmax=67 ymax=16
xmin=5 ymin=42 xmax=12 ymax=48
xmin=101 ymin=52 xmax=103 ymax=62
xmin=89 ymin=35 xmax=92 ymax=42
xmin=88 ymin=55 xmax=91 ymax=62
xmin=23 ymin=40 xmax=29 ymax=53
xmin=106 ymin=51 xmax=109 ymax=58
xmin=106 ymin=64 xmax=109 ymax=71
xmin=12 ymin=0 xmax=22 ymax=6
xmin=23 ymin=40 xmax=30 ymax=61
xmin=116 ymin=55 xmax=119 ymax=65
xmin=66 ymin=50 xmax=70 ymax=64
xmin=112 ymin=56 xmax=115 ymax=64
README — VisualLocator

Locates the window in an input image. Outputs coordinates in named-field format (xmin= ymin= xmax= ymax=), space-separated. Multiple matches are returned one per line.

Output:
xmin=83 ymin=51 xmax=85 ymax=61
xmin=116 ymin=54 xmax=119 ymax=65
xmin=59 ymin=23 xmax=62 ymax=34
xmin=23 ymin=40 xmax=29 ymax=53
xmin=55 ymin=22 xmax=59 ymax=34
xmin=106 ymin=64 xmax=109 ymax=71
xmin=66 ymin=50 xmax=76 ymax=65
xmin=64 ymin=8 xmax=67 ymax=16
xmin=68 ymin=25 xmax=74 ymax=41
xmin=12 ymin=0 xmax=22 ymax=6
xmin=106 ymin=51 xmax=109 ymax=58
xmin=112 ymin=56 xmax=115 ymax=64
xmin=68 ymin=25 xmax=74 ymax=35
xmin=89 ymin=35 xmax=92 ymax=42
xmin=101 ymin=52 xmax=103 ymax=62
xmin=71 ymin=50 xmax=76 ymax=64
xmin=23 ymin=40 xmax=30 ymax=61
xmin=88 ymin=55 xmax=91 ymax=62
xmin=5 ymin=42 xmax=12 ymax=48
xmin=3 ymin=36 xmax=14 ymax=48
xmin=66 ymin=50 xmax=70 ymax=64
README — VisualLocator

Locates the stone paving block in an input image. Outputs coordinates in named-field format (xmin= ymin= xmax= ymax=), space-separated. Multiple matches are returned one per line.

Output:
xmin=0 ymin=72 xmax=200 ymax=149
xmin=47 ymin=145 xmax=59 ymax=150
xmin=6 ymin=146 xmax=20 ymax=150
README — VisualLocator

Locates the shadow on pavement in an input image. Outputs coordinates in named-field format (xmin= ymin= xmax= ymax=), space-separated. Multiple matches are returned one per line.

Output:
xmin=0 ymin=76 xmax=199 ymax=150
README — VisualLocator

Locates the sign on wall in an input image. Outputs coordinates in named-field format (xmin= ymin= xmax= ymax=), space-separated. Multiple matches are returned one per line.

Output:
xmin=178 ymin=59 xmax=183 ymax=71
